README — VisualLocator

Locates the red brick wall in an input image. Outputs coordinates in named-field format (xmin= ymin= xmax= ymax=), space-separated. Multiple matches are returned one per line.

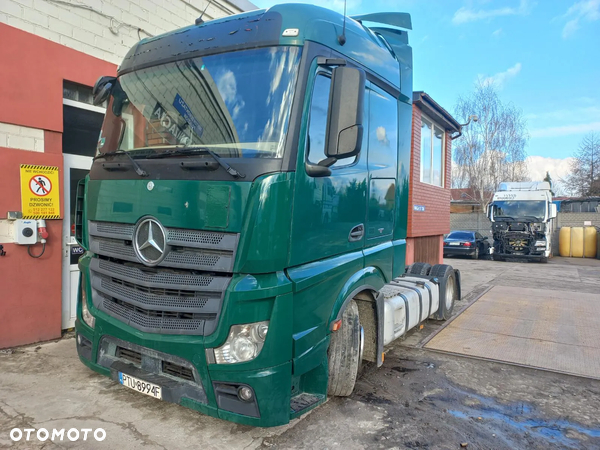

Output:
xmin=407 ymin=105 xmax=452 ymax=239
xmin=0 ymin=24 xmax=116 ymax=348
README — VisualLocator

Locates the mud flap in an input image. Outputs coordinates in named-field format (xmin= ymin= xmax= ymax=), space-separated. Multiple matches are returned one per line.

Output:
xmin=375 ymin=291 xmax=384 ymax=367
xmin=454 ymin=269 xmax=462 ymax=301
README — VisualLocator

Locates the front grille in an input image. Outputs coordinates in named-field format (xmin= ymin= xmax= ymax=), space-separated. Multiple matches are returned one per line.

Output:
xmin=162 ymin=361 xmax=195 ymax=382
xmin=87 ymin=220 xmax=237 ymax=336
xmin=99 ymin=292 xmax=208 ymax=333
xmin=116 ymin=347 xmax=142 ymax=365
xmin=88 ymin=221 xmax=238 ymax=272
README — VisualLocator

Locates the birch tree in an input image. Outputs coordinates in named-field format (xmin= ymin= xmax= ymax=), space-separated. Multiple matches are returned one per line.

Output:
xmin=452 ymin=81 xmax=529 ymax=209
xmin=564 ymin=132 xmax=600 ymax=197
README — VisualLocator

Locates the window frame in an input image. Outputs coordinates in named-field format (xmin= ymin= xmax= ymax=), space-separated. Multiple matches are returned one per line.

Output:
xmin=304 ymin=68 xmax=361 ymax=170
xmin=420 ymin=113 xmax=446 ymax=188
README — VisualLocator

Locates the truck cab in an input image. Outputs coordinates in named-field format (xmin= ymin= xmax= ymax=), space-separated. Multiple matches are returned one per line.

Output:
xmin=487 ymin=181 xmax=557 ymax=262
xmin=75 ymin=4 xmax=459 ymax=427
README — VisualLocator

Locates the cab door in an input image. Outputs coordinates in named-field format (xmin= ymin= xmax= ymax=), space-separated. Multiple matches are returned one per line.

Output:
xmin=363 ymin=84 xmax=399 ymax=281
xmin=289 ymin=67 xmax=369 ymax=267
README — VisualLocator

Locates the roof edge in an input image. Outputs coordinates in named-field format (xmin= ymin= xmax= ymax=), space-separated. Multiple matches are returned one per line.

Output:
xmin=413 ymin=91 xmax=460 ymax=132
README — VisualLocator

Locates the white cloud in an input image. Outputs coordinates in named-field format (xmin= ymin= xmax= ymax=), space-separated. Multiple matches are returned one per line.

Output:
xmin=527 ymin=155 xmax=573 ymax=182
xmin=452 ymin=0 xmax=532 ymax=25
xmin=561 ymin=0 xmax=600 ymax=38
xmin=530 ymin=121 xmax=600 ymax=138
xmin=492 ymin=28 xmax=503 ymax=37
xmin=480 ymin=63 xmax=522 ymax=88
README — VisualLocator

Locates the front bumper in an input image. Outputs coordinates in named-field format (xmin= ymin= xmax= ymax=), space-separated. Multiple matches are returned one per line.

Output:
xmin=76 ymin=322 xmax=293 ymax=427
xmin=443 ymin=247 xmax=476 ymax=256
xmin=493 ymin=252 xmax=547 ymax=261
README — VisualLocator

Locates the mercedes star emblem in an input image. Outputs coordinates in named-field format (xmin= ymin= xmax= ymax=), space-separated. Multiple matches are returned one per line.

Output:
xmin=133 ymin=217 xmax=168 ymax=266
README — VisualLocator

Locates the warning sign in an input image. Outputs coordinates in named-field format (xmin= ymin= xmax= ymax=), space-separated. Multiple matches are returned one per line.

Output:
xmin=20 ymin=165 xmax=61 ymax=219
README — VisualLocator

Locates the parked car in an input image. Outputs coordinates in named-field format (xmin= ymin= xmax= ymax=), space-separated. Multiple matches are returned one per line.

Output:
xmin=444 ymin=231 xmax=490 ymax=259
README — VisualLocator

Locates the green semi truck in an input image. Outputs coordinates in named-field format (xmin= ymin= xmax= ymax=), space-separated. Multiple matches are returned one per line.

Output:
xmin=75 ymin=3 xmax=460 ymax=427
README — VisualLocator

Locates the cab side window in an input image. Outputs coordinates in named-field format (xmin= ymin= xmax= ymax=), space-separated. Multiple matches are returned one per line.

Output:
xmin=306 ymin=74 xmax=331 ymax=165
xmin=306 ymin=72 xmax=367 ymax=167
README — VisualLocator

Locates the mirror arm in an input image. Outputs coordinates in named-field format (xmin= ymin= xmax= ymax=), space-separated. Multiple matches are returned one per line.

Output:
xmin=319 ymin=157 xmax=337 ymax=167
xmin=305 ymin=162 xmax=332 ymax=177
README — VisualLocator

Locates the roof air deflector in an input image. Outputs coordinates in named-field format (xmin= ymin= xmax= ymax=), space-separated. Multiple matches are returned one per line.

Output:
xmin=351 ymin=12 xmax=412 ymax=30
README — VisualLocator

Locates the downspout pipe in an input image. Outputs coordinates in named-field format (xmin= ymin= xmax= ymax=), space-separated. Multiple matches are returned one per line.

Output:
xmin=451 ymin=115 xmax=478 ymax=140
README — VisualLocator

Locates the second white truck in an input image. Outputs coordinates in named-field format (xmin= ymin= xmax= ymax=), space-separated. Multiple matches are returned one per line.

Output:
xmin=487 ymin=181 xmax=557 ymax=263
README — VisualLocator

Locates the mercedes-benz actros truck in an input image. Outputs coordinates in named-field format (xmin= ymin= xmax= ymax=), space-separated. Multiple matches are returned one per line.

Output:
xmin=74 ymin=3 xmax=460 ymax=427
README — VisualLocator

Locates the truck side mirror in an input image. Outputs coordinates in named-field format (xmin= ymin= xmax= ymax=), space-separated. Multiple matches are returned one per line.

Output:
xmin=92 ymin=76 xmax=116 ymax=106
xmin=549 ymin=203 xmax=557 ymax=219
xmin=325 ymin=66 xmax=365 ymax=160
xmin=486 ymin=204 xmax=492 ymax=221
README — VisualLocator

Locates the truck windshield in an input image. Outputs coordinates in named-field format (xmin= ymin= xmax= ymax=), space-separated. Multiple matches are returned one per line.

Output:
xmin=492 ymin=200 xmax=546 ymax=221
xmin=97 ymin=46 xmax=302 ymax=159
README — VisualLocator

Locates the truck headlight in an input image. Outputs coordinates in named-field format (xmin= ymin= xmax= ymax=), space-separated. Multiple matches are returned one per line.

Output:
xmin=214 ymin=322 xmax=269 ymax=364
xmin=80 ymin=275 xmax=95 ymax=329
xmin=535 ymin=240 xmax=546 ymax=247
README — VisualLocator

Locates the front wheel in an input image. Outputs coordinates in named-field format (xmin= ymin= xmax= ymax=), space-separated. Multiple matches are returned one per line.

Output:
xmin=328 ymin=300 xmax=362 ymax=396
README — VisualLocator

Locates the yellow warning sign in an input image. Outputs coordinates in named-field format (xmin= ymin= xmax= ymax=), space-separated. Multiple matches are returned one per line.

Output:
xmin=20 ymin=164 xmax=61 ymax=219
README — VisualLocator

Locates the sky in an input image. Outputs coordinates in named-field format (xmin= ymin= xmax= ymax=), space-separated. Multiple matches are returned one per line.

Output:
xmin=252 ymin=0 xmax=600 ymax=186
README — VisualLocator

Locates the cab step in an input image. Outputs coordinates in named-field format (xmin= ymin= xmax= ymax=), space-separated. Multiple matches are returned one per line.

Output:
xmin=290 ymin=393 xmax=325 ymax=414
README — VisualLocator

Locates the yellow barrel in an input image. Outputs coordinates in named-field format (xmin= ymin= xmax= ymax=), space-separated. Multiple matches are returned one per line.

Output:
xmin=559 ymin=227 xmax=571 ymax=257
xmin=571 ymin=227 xmax=584 ymax=257
xmin=584 ymin=227 xmax=597 ymax=258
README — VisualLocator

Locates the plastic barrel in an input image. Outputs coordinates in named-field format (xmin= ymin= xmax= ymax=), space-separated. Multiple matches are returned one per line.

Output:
xmin=584 ymin=227 xmax=597 ymax=258
xmin=571 ymin=227 xmax=584 ymax=258
xmin=559 ymin=227 xmax=571 ymax=257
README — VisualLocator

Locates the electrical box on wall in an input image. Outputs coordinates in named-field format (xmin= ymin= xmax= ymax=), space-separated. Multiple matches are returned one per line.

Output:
xmin=15 ymin=219 xmax=38 ymax=245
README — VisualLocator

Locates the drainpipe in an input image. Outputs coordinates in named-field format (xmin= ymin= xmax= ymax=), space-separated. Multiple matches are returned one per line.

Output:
xmin=451 ymin=115 xmax=479 ymax=140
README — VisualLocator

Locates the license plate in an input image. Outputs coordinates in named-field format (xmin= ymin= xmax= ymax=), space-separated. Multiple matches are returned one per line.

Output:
xmin=449 ymin=242 xmax=460 ymax=246
xmin=119 ymin=372 xmax=162 ymax=399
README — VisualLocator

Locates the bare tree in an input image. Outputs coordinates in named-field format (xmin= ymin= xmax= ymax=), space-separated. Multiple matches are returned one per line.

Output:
xmin=452 ymin=81 xmax=529 ymax=209
xmin=564 ymin=132 xmax=600 ymax=197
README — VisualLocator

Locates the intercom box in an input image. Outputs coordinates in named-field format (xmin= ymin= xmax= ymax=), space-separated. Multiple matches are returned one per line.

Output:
xmin=15 ymin=219 xmax=37 ymax=245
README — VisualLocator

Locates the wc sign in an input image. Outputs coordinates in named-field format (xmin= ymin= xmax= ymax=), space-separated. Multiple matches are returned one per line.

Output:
xmin=20 ymin=165 xmax=61 ymax=219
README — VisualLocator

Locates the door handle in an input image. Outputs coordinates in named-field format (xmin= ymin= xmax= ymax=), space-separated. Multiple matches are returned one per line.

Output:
xmin=348 ymin=224 xmax=364 ymax=242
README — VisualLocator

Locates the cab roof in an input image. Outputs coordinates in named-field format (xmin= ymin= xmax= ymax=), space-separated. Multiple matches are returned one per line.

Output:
xmin=118 ymin=3 xmax=412 ymax=99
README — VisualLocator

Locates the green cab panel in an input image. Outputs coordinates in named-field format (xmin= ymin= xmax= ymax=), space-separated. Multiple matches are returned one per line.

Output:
xmin=86 ymin=179 xmax=250 ymax=232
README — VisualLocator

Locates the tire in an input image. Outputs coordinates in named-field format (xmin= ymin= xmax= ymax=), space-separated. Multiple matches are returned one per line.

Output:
xmin=471 ymin=246 xmax=480 ymax=259
xmin=406 ymin=262 xmax=432 ymax=276
xmin=539 ymin=256 xmax=548 ymax=263
xmin=328 ymin=300 xmax=361 ymax=397
xmin=429 ymin=264 xmax=457 ymax=321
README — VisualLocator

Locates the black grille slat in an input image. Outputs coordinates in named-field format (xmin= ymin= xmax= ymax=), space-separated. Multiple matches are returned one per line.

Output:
xmin=162 ymin=361 xmax=195 ymax=382
xmin=95 ymin=274 xmax=216 ymax=312
xmin=100 ymin=293 xmax=210 ymax=333
xmin=116 ymin=347 xmax=142 ymax=365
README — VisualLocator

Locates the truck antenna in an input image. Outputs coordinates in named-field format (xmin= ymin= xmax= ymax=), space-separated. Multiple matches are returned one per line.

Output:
xmin=337 ymin=0 xmax=347 ymax=45
xmin=195 ymin=0 xmax=213 ymax=25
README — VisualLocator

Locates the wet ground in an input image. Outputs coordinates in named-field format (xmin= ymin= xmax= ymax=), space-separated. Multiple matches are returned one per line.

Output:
xmin=1 ymin=257 xmax=600 ymax=449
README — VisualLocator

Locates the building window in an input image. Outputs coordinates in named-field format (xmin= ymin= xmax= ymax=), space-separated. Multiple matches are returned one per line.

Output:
xmin=420 ymin=115 xmax=445 ymax=187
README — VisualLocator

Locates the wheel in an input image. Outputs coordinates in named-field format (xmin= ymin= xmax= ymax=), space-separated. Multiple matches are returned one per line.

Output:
xmin=429 ymin=264 xmax=457 ymax=321
xmin=406 ymin=262 xmax=432 ymax=276
xmin=539 ymin=256 xmax=548 ymax=263
xmin=471 ymin=246 xmax=480 ymax=259
xmin=328 ymin=300 xmax=362 ymax=396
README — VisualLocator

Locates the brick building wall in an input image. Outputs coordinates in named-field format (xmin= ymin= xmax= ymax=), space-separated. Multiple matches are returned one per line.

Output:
xmin=0 ymin=0 xmax=255 ymax=348
xmin=406 ymin=103 xmax=454 ymax=266
xmin=0 ymin=0 xmax=253 ymax=65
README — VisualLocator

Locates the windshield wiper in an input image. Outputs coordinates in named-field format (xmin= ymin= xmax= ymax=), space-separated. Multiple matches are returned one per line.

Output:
xmin=146 ymin=147 xmax=246 ymax=179
xmin=494 ymin=215 xmax=515 ymax=220
xmin=95 ymin=150 xmax=149 ymax=177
